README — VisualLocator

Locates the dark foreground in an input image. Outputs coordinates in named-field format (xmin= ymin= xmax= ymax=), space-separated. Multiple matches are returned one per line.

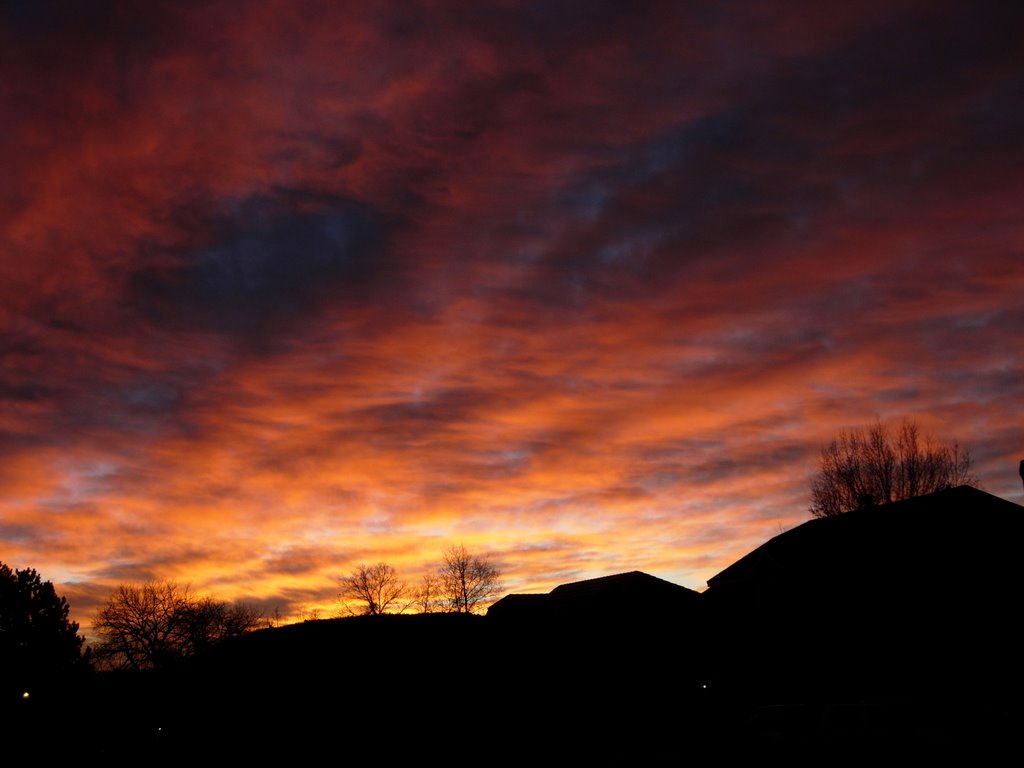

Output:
xmin=4 ymin=611 xmax=1020 ymax=764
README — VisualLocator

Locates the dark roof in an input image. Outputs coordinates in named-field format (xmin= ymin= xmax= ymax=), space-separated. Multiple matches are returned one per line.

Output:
xmin=701 ymin=486 xmax=1024 ymax=698
xmin=706 ymin=485 xmax=1024 ymax=592
xmin=549 ymin=570 xmax=699 ymax=602
xmin=488 ymin=570 xmax=700 ymax=621
xmin=485 ymin=592 xmax=549 ymax=618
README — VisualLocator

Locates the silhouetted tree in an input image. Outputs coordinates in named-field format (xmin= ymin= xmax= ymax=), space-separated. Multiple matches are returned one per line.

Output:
xmin=0 ymin=562 xmax=89 ymax=694
xmin=93 ymin=581 xmax=264 ymax=670
xmin=338 ymin=563 xmax=408 ymax=616
xmin=414 ymin=573 xmax=440 ymax=614
xmin=299 ymin=606 xmax=323 ymax=622
xmin=185 ymin=596 xmax=266 ymax=653
xmin=437 ymin=545 xmax=503 ymax=614
xmin=810 ymin=418 xmax=976 ymax=517
xmin=94 ymin=582 xmax=192 ymax=670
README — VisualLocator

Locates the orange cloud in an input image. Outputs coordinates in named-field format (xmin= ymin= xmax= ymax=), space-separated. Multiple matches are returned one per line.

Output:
xmin=2 ymin=1 xmax=1022 ymax=638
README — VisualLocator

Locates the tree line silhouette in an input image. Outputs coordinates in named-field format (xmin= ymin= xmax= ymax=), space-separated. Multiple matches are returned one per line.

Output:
xmin=338 ymin=544 xmax=503 ymax=616
xmin=91 ymin=581 xmax=265 ymax=671
xmin=0 ymin=542 xmax=504 ymax=692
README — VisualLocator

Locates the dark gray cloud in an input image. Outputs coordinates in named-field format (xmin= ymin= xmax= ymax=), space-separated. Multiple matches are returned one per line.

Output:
xmin=351 ymin=387 xmax=498 ymax=433
xmin=128 ymin=194 xmax=385 ymax=338
xmin=0 ymin=521 xmax=44 ymax=547
xmin=508 ymin=0 xmax=1024 ymax=317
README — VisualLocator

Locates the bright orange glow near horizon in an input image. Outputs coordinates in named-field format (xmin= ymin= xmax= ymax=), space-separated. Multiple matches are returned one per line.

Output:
xmin=2 ymin=1 xmax=1022 ymax=638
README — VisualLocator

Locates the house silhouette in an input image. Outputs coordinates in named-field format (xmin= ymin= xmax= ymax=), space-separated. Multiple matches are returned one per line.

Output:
xmin=487 ymin=570 xmax=708 ymax=759
xmin=488 ymin=569 xmax=701 ymax=622
xmin=703 ymin=485 xmax=1024 ymax=702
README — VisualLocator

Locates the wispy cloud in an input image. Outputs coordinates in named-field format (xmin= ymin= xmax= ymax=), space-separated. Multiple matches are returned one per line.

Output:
xmin=2 ymin=0 xmax=1021 ymax=634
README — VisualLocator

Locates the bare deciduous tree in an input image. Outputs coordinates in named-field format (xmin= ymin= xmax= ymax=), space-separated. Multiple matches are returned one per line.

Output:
xmin=94 ymin=582 xmax=192 ymax=671
xmin=185 ymin=597 xmax=266 ymax=653
xmin=93 ymin=581 xmax=264 ymax=670
xmin=437 ymin=545 xmax=503 ymax=614
xmin=413 ymin=573 xmax=440 ymax=614
xmin=300 ymin=606 xmax=322 ymax=622
xmin=338 ymin=563 xmax=408 ymax=616
xmin=810 ymin=418 xmax=976 ymax=517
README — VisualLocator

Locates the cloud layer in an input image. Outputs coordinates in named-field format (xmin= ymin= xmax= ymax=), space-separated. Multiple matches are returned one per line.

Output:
xmin=2 ymin=0 xmax=1022 ymax=633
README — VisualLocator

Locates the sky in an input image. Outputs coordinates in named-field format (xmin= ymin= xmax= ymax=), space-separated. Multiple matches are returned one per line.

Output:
xmin=2 ymin=0 xmax=1022 ymax=636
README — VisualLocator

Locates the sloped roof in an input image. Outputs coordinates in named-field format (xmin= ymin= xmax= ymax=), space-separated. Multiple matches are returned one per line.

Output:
xmin=701 ymin=486 xmax=1024 ymax=699
xmin=549 ymin=570 xmax=699 ymax=602
xmin=488 ymin=570 xmax=700 ymax=620
xmin=706 ymin=485 xmax=1024 ymax=592
xmin=485 ymin=592 xmax=549 ymax=617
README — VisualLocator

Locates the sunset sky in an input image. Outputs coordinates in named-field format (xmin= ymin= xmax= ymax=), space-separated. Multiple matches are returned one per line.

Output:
xmin=2 ymin=0 xmax=1022 ymax=636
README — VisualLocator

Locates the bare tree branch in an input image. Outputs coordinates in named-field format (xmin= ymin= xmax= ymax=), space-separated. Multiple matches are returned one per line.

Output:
xmin=413 ymin=573 xmax=440 ymax=614
xmin=810 ymin=418 xmax=977 ymax=517
xmin=437 ymin=545 xmax=503 ymax=614
xmin=338 ymin=563 xmax=408 ymax=616
xmin=93 ymin=581 xmax=264 ymax=670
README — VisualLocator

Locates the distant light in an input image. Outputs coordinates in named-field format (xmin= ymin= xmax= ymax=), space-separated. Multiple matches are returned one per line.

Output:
xmin=702 ymin=684 xmax=707 ymax=689
xmin=21 ymin=691 xmax=30 ymax=700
